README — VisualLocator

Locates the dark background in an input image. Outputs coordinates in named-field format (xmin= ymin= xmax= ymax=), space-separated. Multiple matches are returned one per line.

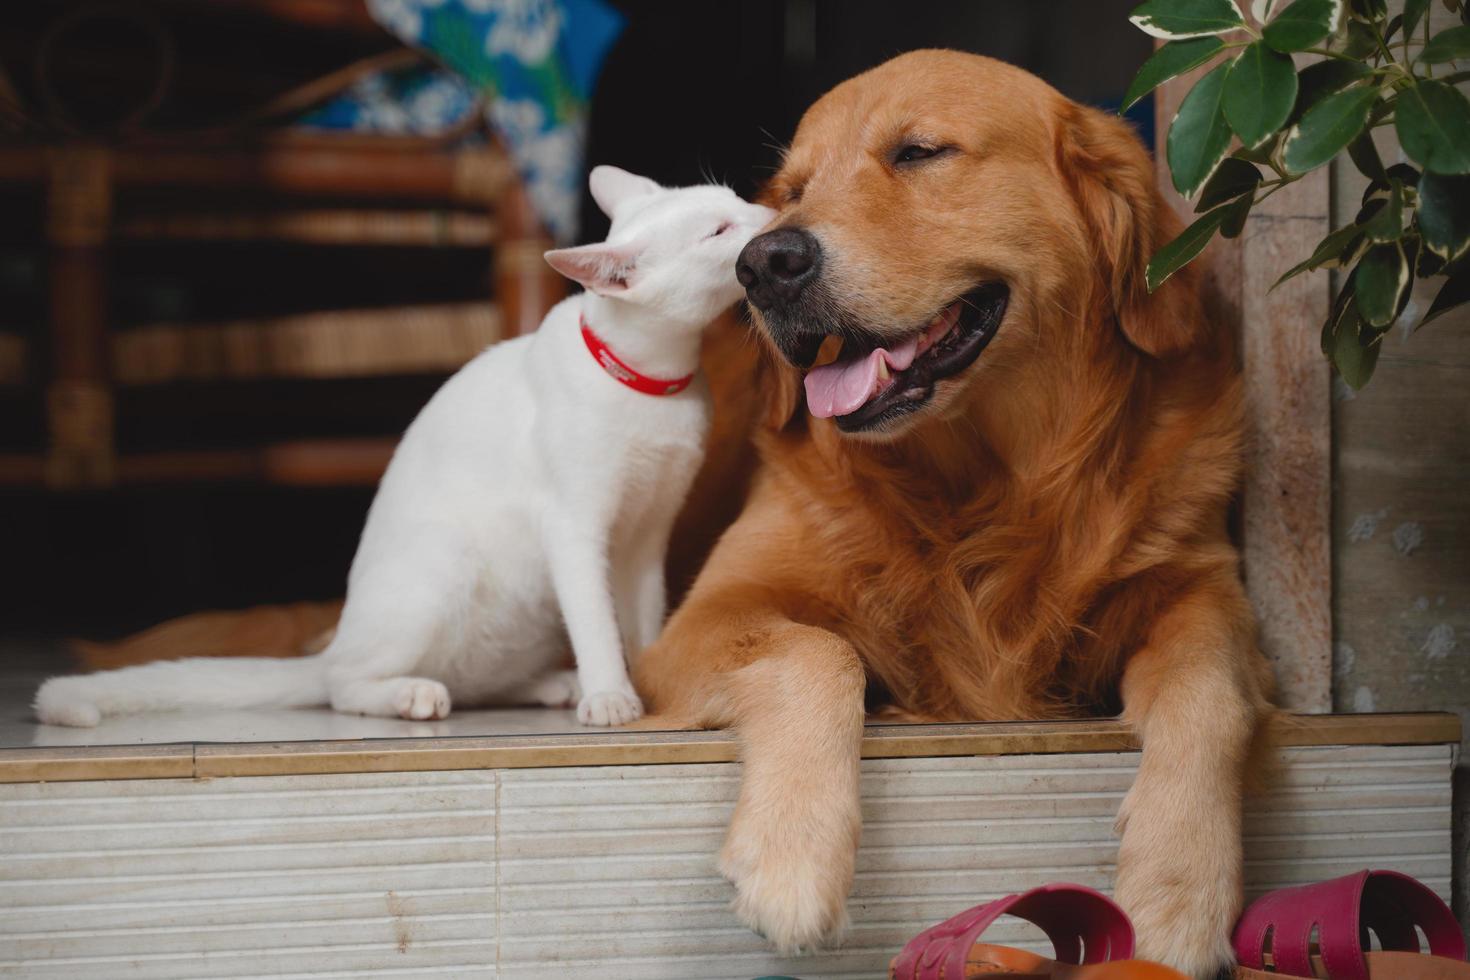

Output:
xmin=0 ymin=0 xmax=1150 ymax=638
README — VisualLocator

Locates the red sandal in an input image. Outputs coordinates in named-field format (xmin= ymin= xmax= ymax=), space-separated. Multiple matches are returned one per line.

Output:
xmin=1232 ymin=869 xmax=1469 ymax=979
xmin=890 ymin=882 xmax=1187 ymax=979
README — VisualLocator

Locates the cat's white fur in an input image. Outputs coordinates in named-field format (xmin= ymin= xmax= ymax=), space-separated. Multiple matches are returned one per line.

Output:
xmin=35 ymin=167 xmax=774 ymax=729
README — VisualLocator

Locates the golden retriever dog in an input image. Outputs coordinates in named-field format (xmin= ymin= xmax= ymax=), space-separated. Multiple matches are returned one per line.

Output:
xmin=64 ymin=48 xmax=1272 ymax=978
xmin=634 ymin=50 xmax=1274 ymax=978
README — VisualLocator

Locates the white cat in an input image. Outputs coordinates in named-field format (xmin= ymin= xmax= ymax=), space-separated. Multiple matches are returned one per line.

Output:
xmin=36 ymin=166 xmax=774 ymax=729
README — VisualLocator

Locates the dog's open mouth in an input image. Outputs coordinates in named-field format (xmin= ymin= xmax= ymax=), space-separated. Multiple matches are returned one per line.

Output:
xmin=804 ymin=283 xmax=1009 ymax=432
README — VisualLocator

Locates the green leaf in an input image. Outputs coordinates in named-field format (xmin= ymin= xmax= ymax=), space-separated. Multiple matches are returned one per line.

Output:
xmin=1386 ymin=163 xmax=1423 ymax=187
xmin=1223 ymin=41 xmax=1299 ymax=146
xmin=1234 ymin=137 xmax=1282 ymax=164
xmin=1323 ymin=278 xmax=1356 ymax=354
xmin=1402 ymin=234 xmax=1424 ymax=290
xmin=1130 ymin=0 xmax=1247 ymax=39
xmin=1282 ymin=83 xmax=1379 ymax=173
xmin=1418 ymin=171 xmax=1470 ymax=260
xmin=1363 ymin=177 xmax=1404 ymax=241
xmin=1168 ymin=60 xmax=1236 ymax=197
xmin=1195 ymin=158 xmax=1264 ymax=211
xmin=1354 ymin=242 xmax=1410 ymax=327
xmin=1289 ymin=61 xmax=1372 ymax=124
xmin=1356 ymin=188 xmax=1388 ymax=226
xmin=1275 ymin=222 xmax=1365 ymax=286
xmin=1263 ymin=0 xmax=1344 ymax=51
xmin=1146 ymin=207 xmax=1227 ymax=291
xmin=1418 ymin=241 xmax=1448 ymax=276
xmin=1347 ymin=130 xmax=1386 ymax=180
xmin=1383 ymin=13 xmax=1405 ymax=42
xmin=1396 ymin=80 xmax=1470 ymax=175
xmin=1350 ymin=0 xmax=1387 ymax=19
xmin=1329 ymin=294 xmax=1381 ymax=389
xmin=1122 ymin=38 xmax=1227 ymax=112
xmin=1404 ymin=0 xmax=1432 ymax=37
xmin=1252 ymin=0 xmax=1279 ymax=21
xmin=1219 ymin=193 xmax=1255 ymax=238
xmin=1337 ymin=19 xmax=1379 ymax=57
xmin=1399 ymin=235 xmax=1422 ymax=282
xmin=1420 ymin=262 xmax=1470 ymax=327
xmin=1420 ymin=25 xmax=1470 ymax=61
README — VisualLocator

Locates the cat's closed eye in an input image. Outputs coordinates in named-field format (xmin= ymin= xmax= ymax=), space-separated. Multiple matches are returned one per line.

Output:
xmin=704 ymin=221 xmax=733 ymax=240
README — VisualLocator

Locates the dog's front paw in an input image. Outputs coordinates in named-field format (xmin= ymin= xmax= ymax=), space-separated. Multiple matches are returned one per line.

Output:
xmin=1127 ymin=904 xmax=1235 ymax=980
xmin=34 ymin=678 xmax=101 ymax=728
xmin=718 ymin=800 xmax=854 ymax=953
xmin=577 ymin=687 xmax=643 ymax=726
xmin=1115 ymin=787 xmax=1239 ymax=979
xmin=393 ymin=679 xmax=451 ymax=721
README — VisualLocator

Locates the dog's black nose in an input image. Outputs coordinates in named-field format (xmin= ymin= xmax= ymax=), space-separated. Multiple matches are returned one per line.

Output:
xmin=737 ymin=227 xmax=821 ymax=309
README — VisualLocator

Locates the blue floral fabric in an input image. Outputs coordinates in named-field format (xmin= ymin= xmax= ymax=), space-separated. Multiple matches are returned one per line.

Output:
xmin=304 ymin=0 xmax=624 ymax=244
xmin=297 ymin=65 xmax=479 ymax=137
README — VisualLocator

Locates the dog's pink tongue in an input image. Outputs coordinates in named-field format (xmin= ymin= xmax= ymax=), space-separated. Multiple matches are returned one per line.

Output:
xmin=804 ymin=337 xmax=919 ymax=419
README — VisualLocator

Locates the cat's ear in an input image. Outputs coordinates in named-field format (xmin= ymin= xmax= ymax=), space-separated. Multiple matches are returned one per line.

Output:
xmin=544 ymin=242 xmax=641 ymax=296
xmin=588 ymin=165 xmax=660 ymax=218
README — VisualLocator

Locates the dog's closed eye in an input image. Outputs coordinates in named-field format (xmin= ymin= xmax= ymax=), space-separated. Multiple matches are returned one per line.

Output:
xmin=705 ymin=221 xmax=733 ymax=239
xmin=893 ymin=143 xmax=956 ymax=167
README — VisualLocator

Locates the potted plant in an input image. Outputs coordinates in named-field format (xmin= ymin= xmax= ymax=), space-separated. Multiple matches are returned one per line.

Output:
xmin=1124 ymin=0 xmax=1470 ymax=387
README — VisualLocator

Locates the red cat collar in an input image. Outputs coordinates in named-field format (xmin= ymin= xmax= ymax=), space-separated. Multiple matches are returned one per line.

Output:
xmin=580 ymin=314 xmax=694 ymax=396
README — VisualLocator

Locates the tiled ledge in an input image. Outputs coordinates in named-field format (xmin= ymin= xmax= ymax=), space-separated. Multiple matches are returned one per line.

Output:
xmin=0 ymin=712 xmax=1457 ymax=783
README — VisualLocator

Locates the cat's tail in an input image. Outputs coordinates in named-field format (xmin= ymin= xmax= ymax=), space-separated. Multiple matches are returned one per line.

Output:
xmin=34 ymin=654 xmax=331 ymax=728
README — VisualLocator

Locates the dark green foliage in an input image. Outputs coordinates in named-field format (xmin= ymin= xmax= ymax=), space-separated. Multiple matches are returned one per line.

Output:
xmin=1223 ymin=42 xmax=1299 ymax=145
xmin=1125 ymin=0 xmax=1470 ymax=389
xmin=1167 ymin=61 xmax=1235 ymax=196
xmin=1419 ymin=172 xmax=1470 ymax=260
xmin=1263 ymin=0 xmax=1343 ymax=49
xmin=1195 ymin=158 xmax=1265 ymax=210
xmin=1122 ymin=38 xmax=1226 ymax=110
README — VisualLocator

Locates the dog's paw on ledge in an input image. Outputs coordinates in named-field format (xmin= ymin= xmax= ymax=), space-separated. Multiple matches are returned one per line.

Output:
xmin=721 ymin=843 xmax=852 ymax=954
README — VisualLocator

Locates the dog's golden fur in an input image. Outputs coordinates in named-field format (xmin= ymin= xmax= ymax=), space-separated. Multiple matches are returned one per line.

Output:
xmin=636 ymin=51 xmax=1274 ymax=977
xmin=70 ymin=50 xmax=1273 ymax=978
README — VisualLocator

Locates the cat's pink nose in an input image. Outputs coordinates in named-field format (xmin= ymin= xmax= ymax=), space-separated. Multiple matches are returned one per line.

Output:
xmin=737 ymin=227 xmax=821 ymax=310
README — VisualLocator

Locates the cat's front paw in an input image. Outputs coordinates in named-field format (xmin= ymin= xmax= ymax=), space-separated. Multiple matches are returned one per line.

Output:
xmin=577 ymin=687 xmax=643 ymax=726
xmin=393 ymin=679 xmax=451 ymax=721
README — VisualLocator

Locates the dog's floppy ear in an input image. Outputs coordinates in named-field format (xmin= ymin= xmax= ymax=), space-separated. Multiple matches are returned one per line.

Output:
xmin=544 ymin=242 xmax=641 ymax=296
xmin=588 ymin=165 xmax=660 ymax=218
xmin=1058 ymin=103 xmax=1206 ymax=358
